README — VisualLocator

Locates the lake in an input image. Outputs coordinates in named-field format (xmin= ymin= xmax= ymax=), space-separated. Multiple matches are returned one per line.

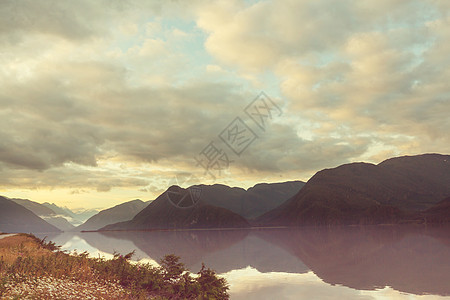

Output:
xmin=40 ymin=226 xmax=450 ymax=299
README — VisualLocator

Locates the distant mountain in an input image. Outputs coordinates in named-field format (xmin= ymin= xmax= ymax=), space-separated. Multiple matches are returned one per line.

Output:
xmin=12 ymin=199 xmax=75 ymax=231
xmin=42 ymin=203 xmax=77 ymax=219
xmin=71 ymin=208 xmax=100 ymax=223
xmin=42 ymin=203 xmax=99 ymax=226
xmin=259 ymin=154 xmax=450 ymax=226
xmin=75 ymin=200 xmax=148 ymax=231
xmin=193 ymin=181 xmax=304 ymax=219
xmin=0 ymin=196 xmax=60 ymax=233
xmin=101 ymin=186 xmax=250 ymax=231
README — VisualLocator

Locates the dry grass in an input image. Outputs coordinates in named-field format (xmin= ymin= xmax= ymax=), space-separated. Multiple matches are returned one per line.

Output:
xmin=0 ymin=233 xmax=229 ymax=299
xmin=0 ymin=235 xmax=51 ymax=265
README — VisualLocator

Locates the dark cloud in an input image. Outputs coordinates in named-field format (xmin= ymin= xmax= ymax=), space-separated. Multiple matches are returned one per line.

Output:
xmin=0 ymin=52 xmax=259 ymax=184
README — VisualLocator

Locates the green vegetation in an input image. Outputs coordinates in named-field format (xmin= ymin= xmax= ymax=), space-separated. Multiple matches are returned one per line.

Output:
xmin=0 ymin=233 xmax=229 ymax=299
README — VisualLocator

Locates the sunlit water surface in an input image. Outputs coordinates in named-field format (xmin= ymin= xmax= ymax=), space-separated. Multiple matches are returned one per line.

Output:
xmin=39 ymin=226 xmax=450 ymax=300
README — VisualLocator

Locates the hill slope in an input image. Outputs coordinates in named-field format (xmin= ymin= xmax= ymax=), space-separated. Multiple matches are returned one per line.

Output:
xmin=0 ymin=196 xmax=61 ymax=233
xmin=101 ymin=186 xmax=250 ymax=231
xmin=76 ymin=200 xmax=148 ymax=231
xmin=259 ymin=154 xmax=450 ymax=226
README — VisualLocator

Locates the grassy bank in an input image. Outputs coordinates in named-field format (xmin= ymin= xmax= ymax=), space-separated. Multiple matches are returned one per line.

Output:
xmin=0 ymin=234 xmax=229 ymax=299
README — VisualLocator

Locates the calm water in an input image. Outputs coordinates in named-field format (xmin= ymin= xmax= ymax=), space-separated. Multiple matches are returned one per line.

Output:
xmin=40 ymin=226 xmax=450 ymax=300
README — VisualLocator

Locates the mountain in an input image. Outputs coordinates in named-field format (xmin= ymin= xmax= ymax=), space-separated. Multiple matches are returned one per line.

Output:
xmin=100 ymin=186 xmax=250 ymax=231
xmin=11 ymin=199 xmax=55 ymax=216
xmin=193 ymin=181 xmax=304 ymax=219
xmin=12 ymin=198 xmax=75 ymax=231
xmin=75 ymin=200 xmax=148 ymax=231
xmin=42 ymin=203 xmax=99 ymax=226
xmin=0 ymin=196 xmax=60 ymax=233
xmin=259 ymin=154 xmax=450 ymax=226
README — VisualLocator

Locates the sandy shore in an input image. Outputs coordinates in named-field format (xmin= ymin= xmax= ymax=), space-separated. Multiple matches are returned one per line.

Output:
xmin=0 ymin=233 xmax=17 ymax=240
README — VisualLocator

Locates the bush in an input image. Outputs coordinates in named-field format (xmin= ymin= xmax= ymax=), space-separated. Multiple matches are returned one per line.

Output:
xmin=197 ymin=263 xmax=229 ymax=300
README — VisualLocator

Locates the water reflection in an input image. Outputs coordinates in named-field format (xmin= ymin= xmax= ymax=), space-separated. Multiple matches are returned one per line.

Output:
xmin=263 ymin=226 xmax=450 ymax=296
xmin=101 ymin=229 xmax=308 ymax=274
xmin=44 ymin=226 xmax=450 ymax=298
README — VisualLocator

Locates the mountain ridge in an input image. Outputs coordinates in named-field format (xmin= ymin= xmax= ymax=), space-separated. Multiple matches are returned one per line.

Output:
xmin=100 ymin=186 xmax=250 ymax=231
xmin=259 ymin=153 xmax=450 ymax=226
xmin=191 ymin=181 xmax=305 ymax=219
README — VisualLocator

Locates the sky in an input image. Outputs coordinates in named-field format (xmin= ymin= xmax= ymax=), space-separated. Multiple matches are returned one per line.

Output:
xmin=0 ymin=0 xmax=449 ymax=209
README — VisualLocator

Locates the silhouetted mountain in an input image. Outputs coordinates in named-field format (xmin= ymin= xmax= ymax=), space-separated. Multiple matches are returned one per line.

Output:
xmin=100 ymin=186 xmax=250 ymax=230
xmin=257 ymin=226 xmax=450 ymax=296
xmin=197 ymin=181 xmax=304 ymax=219
xmin=0 ymin=196 xmax=60 ymax=233
xmin=259 ymin=154 xmax=450 ymax=226
xmin=78 ymin=181 xmax=301 ymax=231
xmin=12 ymin=198 xmax=75 ymax=231
xmin=75 ymin=200 xmax=148 ymax=231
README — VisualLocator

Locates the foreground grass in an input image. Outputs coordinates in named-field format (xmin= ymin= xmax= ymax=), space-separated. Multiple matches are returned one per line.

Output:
xmin=0 ymin=234 xmax=229 ymax=299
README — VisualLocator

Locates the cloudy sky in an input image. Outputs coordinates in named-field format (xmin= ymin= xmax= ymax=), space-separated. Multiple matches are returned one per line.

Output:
xmin=1 ymin=0 xmax=449 ymax=209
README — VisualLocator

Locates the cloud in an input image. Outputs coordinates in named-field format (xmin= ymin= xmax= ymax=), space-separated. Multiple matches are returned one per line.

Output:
xmin=0 ymin=0 xmax=448 ymax=207
xmin=195 ymin=0 xmax=450 ymax=162
xmin=0 ymin=61 xmax=250 ymax=169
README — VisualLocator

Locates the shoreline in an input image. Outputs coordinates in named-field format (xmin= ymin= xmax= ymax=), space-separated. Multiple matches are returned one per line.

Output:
xmin=80 ymin=222 xmax=449 ymax=234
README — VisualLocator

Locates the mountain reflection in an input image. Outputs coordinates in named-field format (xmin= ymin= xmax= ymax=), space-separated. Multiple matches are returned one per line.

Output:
xmin=256 ymin=225 xmax=450 ymax=296
xmin=100 ymin=229 xmax=309 ymax=274
xmin=45 ymin=225 xmax=449 ymax=297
